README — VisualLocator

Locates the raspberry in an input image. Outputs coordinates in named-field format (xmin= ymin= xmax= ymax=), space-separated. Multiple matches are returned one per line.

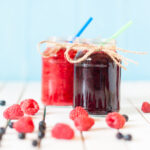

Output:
xmin=51 ymin=123 xmax=74 ymax=140
xmin=106 ymin=112 xmax=126 ymax=129
xmin=74 ymin=116 xmax=95 ymax=131
xmin=13 ymin=117 xmax=34 ymax=133
xmin=69 ymin=106 xmax=88 ymax=121
xmin=141 ymin=102 xmax=150 ymax=113
xmin=20 ymin=99 xmax=39 ymax=115
xmin=3 ymin=104 xmax=24 ymax=120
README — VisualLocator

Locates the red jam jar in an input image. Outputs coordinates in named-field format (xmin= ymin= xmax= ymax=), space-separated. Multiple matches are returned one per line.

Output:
xmin=73 ymin=41 xmax=121 ymax=115
xmin=41 ymin=40 xmax=76 ymax=106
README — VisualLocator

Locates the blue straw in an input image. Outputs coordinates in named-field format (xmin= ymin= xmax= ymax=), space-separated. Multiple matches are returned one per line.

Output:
xmin=70 ymin=17 xmax=93 ymax=43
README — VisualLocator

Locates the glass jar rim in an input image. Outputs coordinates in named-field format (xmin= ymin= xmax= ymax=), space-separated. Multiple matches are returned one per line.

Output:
xmin=47 ymin=37 xmax=116 ymax=46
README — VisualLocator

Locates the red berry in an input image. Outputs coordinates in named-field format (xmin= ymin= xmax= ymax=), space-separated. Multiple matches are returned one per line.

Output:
xmin=51 ymin=123 xmax=74 ymax=140
xmin=106 ymin=112 xmax=126 ymax=129
xmin=3 ymin=104 xmax=24 ymax=120
xmin=141 ymin=102 xmax=150 ymax=113
xmin=13 ymin=117 xmax=34 ymax=133
xmin=74 ymin=116 xmax=95 ymax=131
xmin=20 ymin=99 xmax=39 ymax=115
xmin=69 ymin=106 xmax=88 ymax=121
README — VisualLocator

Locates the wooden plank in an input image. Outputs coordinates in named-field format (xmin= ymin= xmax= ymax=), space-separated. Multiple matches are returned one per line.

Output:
xmin=82 ymin=82 xmax=150 ymax=150
xmin=121 ymin=81 xmax=150 ymax=123
xmin=81 ymin=98 xmax=150 ymax=150
xmin=1 ymin=81 xmax=150 ymax=150
xmin=0 ymin=82 xmax=26 ymax=126
xmin=0 ymin=82 xmax=26 ymax=149
xmin=81 ymin=101 xmax=128 ymax=150
xmin=25 ymin=83 xmax=83 ymax=150
xmin=120 ymin=82 xmax=150 ymax=150
xmin=1 ymin=82 xmax=84 ymax=150
xmin=1 ymin=83 xmax=38 ymax=150
xmin=42 ymin=107 xmax=84 ymax=150
xmin=121 ymin=81 xmax=150 ymax=99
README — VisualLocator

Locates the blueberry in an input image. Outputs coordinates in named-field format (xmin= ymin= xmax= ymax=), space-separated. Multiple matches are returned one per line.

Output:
xmin=39 ymin=121 xmax=46 ymax=127
xmin=0 ymin=100 xmax=6 ymax=106
xmin=0 ymin=127 xmax=5 ymax=134
xmin=18 ymin=133 xmax=26 ymax=139
xmin=116 ymin=132 xmax=124 ymax=139
xmin=124 ymin=134 xmax=132 ymax=141
xmin=39 ymin=126 xmax=45 ymax=132
xmin=122 ymin=114 xmax=129 ymax=122
xmin=32 ymin=140 xmax=38 ymax=147
xmin=39 ymin=121 xmax=46 ymax=132
xmin=38 ymin=131 xmax=45 ymax=139
xmin=8 ymin=122 xmax=14 ymax=128
xmin=39 ymin=124 xmax=46 ymax=132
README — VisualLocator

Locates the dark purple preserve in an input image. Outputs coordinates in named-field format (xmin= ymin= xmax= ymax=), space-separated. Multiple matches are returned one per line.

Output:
xmin=73 ymin=51 xmax=121 ymax=115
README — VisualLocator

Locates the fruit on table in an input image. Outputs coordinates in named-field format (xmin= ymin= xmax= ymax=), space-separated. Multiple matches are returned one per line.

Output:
xmin=106 ymin=112 xmax=126 ymax=129
xmin=51 ymin=123 xmax=74 ymax=140
xmin=3 ymin=104 xmax=24 ymax=120
xmin=20 ymin=99 xmax=39 ymax=115
xmin=69 ymin=106 xmax=88 ymax=121
xmin=74 ymin=116 xmax=95 ymax=131
xmin=141 ymin=102 xmax=150 ymax=113
xmin=13 ymin=117 xmax=34 ymax=133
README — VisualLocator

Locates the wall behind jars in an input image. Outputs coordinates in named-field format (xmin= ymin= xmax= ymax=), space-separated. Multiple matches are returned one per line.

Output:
xmin=0 ymin=0 xmax=149 ymax=81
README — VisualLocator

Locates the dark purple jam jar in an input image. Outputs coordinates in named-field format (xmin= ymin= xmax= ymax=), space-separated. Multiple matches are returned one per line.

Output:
xmin=73 ymin=50 xmax=121 ymax=115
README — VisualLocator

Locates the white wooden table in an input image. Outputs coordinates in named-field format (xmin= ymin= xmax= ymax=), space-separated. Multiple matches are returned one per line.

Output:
xmin=0 ymin=81 xmax=150 ymax=150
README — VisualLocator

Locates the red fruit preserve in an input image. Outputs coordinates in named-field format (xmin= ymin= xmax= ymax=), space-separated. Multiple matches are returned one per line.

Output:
xmin=74 ymin=51 xmax=121 ymax=115
xmin=42 ymin=47 xmax=75 ymax=106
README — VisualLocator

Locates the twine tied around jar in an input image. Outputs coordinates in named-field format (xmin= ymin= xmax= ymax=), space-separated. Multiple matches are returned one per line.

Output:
xmin=38 ymin=40 xmax=147 ymax=70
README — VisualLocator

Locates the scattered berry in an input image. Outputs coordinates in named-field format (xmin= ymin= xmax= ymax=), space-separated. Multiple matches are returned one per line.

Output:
xmin=0 ymin=127 xmax=5 ymax=134
xmin=106 ymin=112 xmax=126 ymax=129
xmin=39 ymin=121 xmax=46 ymax=132
xmin=69 ymin=106 xmax=88 ymax=121
xmin=20 ymin=99 xmax=39 ymax=115
xmin=13 ymin=117 xmax=34 ymax=133
xmin=141 ymin=102 xmax=150 ymax=113
xmin=51 ymin=123 xmax=74 ymax=140
xmin=18 ymin=133 xmax=26 ymax=139
xmin=124 ymin=134 xmax=132 ymax=141
xmin=8 ymin=121 xmax=14 ymax=128
xmin=38 ymin=131 xmax=45 ymax=139
xmin=39 ymin=125 xmax=46 ymax=132
xmin=74 ymin=116 xmax=95 ymax=131
xmin=122 ymin=114 xmax=129 ymax=122
xmin=3 ymin=104 xmax=24 ymax=120
xmin=0 ymin=100 xmax=6 ymax=106
xmin=39 ymin=121 xmax=46 ymax=127
xmin=116 ymin=132 xmax=124 ymax=139
xmin=32 ymin=140 xmax=38 ymax=147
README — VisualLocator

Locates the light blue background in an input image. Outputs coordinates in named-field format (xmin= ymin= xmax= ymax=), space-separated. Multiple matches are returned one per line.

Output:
xmin=0 ymin=0 xmax=149 ymax=81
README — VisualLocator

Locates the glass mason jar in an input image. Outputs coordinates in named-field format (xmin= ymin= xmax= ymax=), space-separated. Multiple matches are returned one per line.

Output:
xmin=73 ymin=41 xmax=121 ymax=115
xmin=41 ymin=38 xmax=76 ymax=106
